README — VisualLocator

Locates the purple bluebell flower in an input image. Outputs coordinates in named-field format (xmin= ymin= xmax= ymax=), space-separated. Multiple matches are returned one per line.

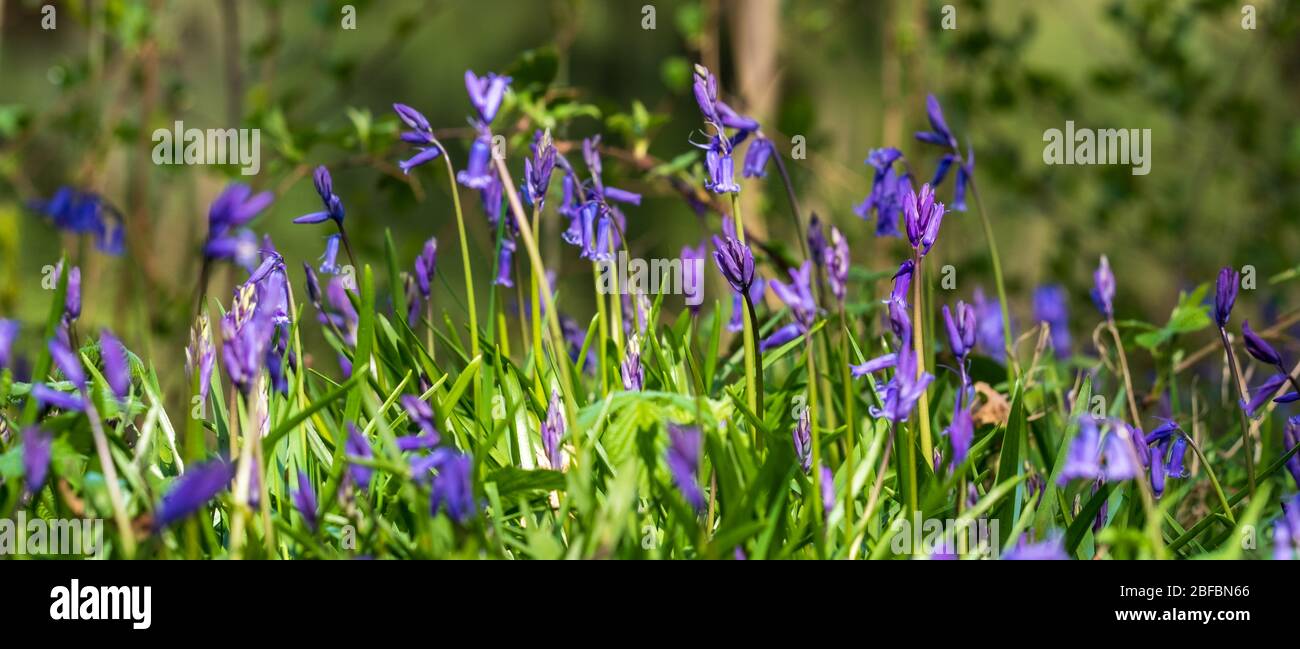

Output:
xmin=303 ymin=263 xmax=322 ymax=306
xmin=392 ymin=103 xmax=444 ymax=173
xmin=220 ymin=286 xmax=275 ymax=395
xmin=973 ymin=286 xmax=1007 ymax=361
xmin=294 ymin=470 xmax=318 ymax=533
xmin=1002 ymin=533 xmax=1067 ymax=560
xmin=397 ymin=395 xmax=440 ymax=451
xmin=826 ymin=226 xmax=850 ymax=304
xmin=318 ymin=235 xmax=342 ymax=275
xmin=681 ymin=242 xmax=707 ymax=315
xmin=1277 ymin=495 xmax=1300 ymax=560
xmin=692 ymin=64 xmax=759 ymax=133
xmin=0 ymin=319 xmax=18 ymax=370
xmin=494 ymin=234 xmax=516 ymax=288
xmin=728 ymin=277 xmax=765 ymax=334
xmin=32 ymin=384 xmax=84 ymax=411
xmin=1284 ymin=416 xmax=1300 ymax=489
xmin=428 ymin=448 xmax=475 ymax=523
xmin=942 ymin=301 xmax=977 ymax=360
xmin=854 ymin=147 xmax=911 ymax=238
xmin=1149 ymin=438 xmax=1169 ymax=498
xmin=294 ymin=166 xmax=346 ymax=225
xmin=861 ymin=334 xmax=934 ymax=423
xmin=203 ymin=184 xmax=273 ymax=269
xmin=1242 ymin=320 xmax=1283 ymax=367
xmin=322 ymin=276 xmax=359 ymax=345
xmin=903 ymin=184 xmax=945 ymax=256
xmin=23 ymin=426 xmax=52 ymax=495
xmin=793 ymin=407 xmax=812 ymax=474
xmin=48 ymin=336 xmax=86 ymax=390
xmin=1215 ymin=267 xmax=1239 ymax=329
xmin=703 ymin=140 xmax=741 ymax=194
xmin=154 ymin=460 xmax=234 ymax=529
xmin=1165 ymin=436 xmax=1189 ymax=479
xmin=743 ymin=137 xmax=774 ymax=178
xmin=820 ymin=464 xmax=835 ymax=514
xmin=414 ymin=237 xmax=437 ymax=299
xmin=884 ymin=260 xmax=915 ymax=339
xmin=666 ymin=423 xmax=705 ymax=512
xmin=770 ymin=260 xmax=817 ymax=328
xmin=99 ymin=330 xmax=130 ymax=401
xmin=345 ymin=423 xmax=374 ymax=490
xmin=1102 ymin=424 xmax=1142 ymax=482
xmin=457 ymin=132 xmax=496 ymax=190
xmin=713 ymin=236 xmax=755 ymax=294
xmin=542 ymin=387 xmax=566 ymax=470
xmin=946 ymin=404 xmax=974 ymax=467
xmin=464 ymin=70 xmax=511 ymax=125
xmin=807 ymin=213 xmax=827 ymax=267
xmin=760 ymin=323 xmax=804 ymax=352
xmin=525 ymin=130 xmax=557 ymax=207
xmin=1058 ymin=417 xmax=1102 ymax=485
xmin=186 ymin=315 xmax=215 ymax=403
xmin=621 ymin=334 xmax=644 ymax=391
xmin=1091 ymin=255 xmax=1116 ymax=319
xmin=915 ymin=94 xmax=959 ymax=149
xmin=60 ymin=264 xmax=81 ymax=324
xmin=28 ymin=186 xmax=126 ymax=255
xmin=1033 ymin=285 xmax=1071 ymax=359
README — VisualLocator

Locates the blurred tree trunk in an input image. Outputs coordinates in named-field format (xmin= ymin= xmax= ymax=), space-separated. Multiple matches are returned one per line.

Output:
xmin=727 ymin=0 xmax=779 ymax=243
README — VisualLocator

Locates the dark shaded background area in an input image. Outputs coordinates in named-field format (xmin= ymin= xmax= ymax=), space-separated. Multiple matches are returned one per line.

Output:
xmin=2 ymin=0 xmax=1298 ymax=394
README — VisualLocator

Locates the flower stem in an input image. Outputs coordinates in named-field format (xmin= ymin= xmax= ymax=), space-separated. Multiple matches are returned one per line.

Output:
xmin=805 ymin=337 xmax=822 ymax=529
xmin=83 ymin=396 xmax=136 ymax=558
xmin=431 ymin=137 xmax=479 ymax=361
xmin=731 ymin=193 xmax=763 ymax=448
xmin=493 ymin=156 xmax=576 ymax=421
xmin=968 ymin=181 xmax=1016 ymax=380
xmin=1107 ymin=317 xmax=1142 ymax=427
xmin=1219 ymin=327 xmax=1255 ymax=496
xmin=912 ymin=254 xmax=934 ymax=467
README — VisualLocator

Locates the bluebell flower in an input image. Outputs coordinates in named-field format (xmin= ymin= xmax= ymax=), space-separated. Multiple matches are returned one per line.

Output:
xmin=414 ymin=237 xmax=437 ymax=300
xmin=494 ymin=234 xmax=516 ymax=288
xmin=1058 ymin=417 xmax=1102 ymax=485
xmin=345 ymin=423 xmax=374 ymax=490
xmin=397 ymin=395 xmax=440 ymax=451
xmin=48 ymin=336 xmax=86 ymax=390
xmin=902 ymin=183 xmax=945 ymax=257
xmin=99 ymin=330 xmax=130 ymax=402
xmin=666 ymin=423 xmax=705 ymax=512
xmin=293 ymin=166 xmax=346 ymax=225
xmin=1284 ymin=416 xmax=1300 ymax=489
xmin=0 ymin=319 xmax=19 ymax=370
xmin=464 ymin=70 xmax=511 ymax=125
xmin=294 ymin=470 xmax=318 ymax=533
xmin=946 ymin=405 xmax=974 ymax=467
xmin=1242 ymin=320 xmax=1283 ymax=367
xmin=542 ymin=387 xmax=566 ymax=470
xmin=154 ymin=460 xmax=234 ymax=529
xmin=203 ymin=183 xmax=273 ymax=270
xmin=457 ymin=132 xmax=496 ymax=190
xmin=807 ymin=213 xmax=828 ymax=267
xmin=770 ymin=260 xmax=817 ymax=328
xmin=942 ymin=301 xmax=977 ymax=360
xmin=973 ymin=286 xmax=1007 ymax=361
xmin=854 ymin=147 xmax=911 ymax=237
xmin=793 ymin=407 xmax=812 ymax=474
xmin=713 ymin=236 xmax=755 ymax=294
xmin=1002 ymin=533 xmax=1068 ymax=560
xmin=1215 ymin=266 xmax=1239 ymax=329
xmin=32 ymin=384 xmax=84 ymax=411
xmin=23 ymin=426 xmax=52 ymax=495
xmin=826 ymin=226 xmax=850 ymax=304
xmin=743 ymin=137 xmax=774 ymax=178
xmin=1033 ymin=285 xmax=1071 ymax=359
xmin=1091 ymin=255 xmax=1116 ymax=319
xmin=820 ymin=464 xmax=835 ymax=515
xmin=915 ymin=94 xmax=959 ymax=149
xmin=427 ymin=448 xmax=475 ymax=523
xmin=392 ymin=103 xmax=443 ymax=173
xmin=28 ymin=186 xmax=126 ymax=255
xmin=621 ymin=334 xmax=644 ymax=391
xmin=525 ymin=130 xmax=557 ymax=208
xmin=703 ymin=139 xmax=741 ymax=194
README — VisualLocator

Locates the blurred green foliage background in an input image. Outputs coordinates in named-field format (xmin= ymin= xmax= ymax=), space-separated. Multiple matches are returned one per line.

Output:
xmin=1 ymin=0 xmax=1298 ymax=394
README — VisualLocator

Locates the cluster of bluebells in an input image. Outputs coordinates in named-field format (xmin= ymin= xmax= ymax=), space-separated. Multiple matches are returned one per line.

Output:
xmin=28 ymin=187 xmax=125 ymax=255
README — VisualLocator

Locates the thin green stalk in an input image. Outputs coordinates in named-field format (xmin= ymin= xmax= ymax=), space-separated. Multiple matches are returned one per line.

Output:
xmin=1107 ymin=318 xmax=1142 ymax=427
xmin=839 ymin=311 xmax=856 ymax=547
xmin=912 ymin=254 xmax=934 ymax=465
xmin=1182 ymin=434 xmax=1236 ymax=524
xmin=429 ymin=137 xmax=479 ymax=361
xmin=730 ymin=194 xmax=763 ymax=447
xmin=968 ymin=181 xmax=1016 ymax=380
xmin=1219 ymin=327 xmax=1255 ymax=496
